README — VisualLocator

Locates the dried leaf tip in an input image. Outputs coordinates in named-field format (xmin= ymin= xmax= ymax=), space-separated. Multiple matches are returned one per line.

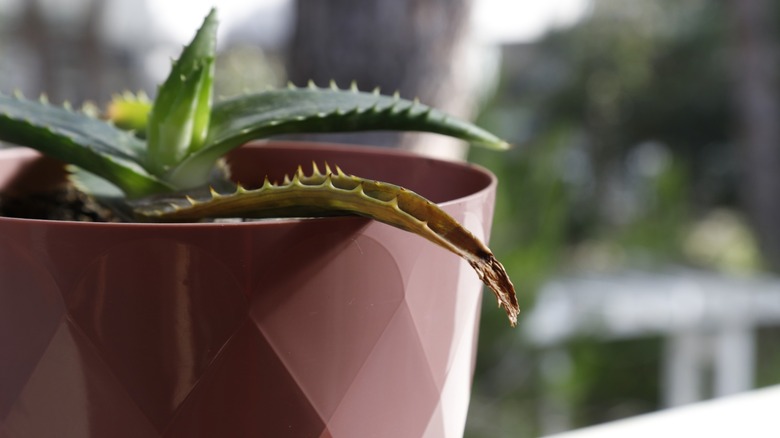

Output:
xmin=471 ymin=255 xmax=519 ymax=327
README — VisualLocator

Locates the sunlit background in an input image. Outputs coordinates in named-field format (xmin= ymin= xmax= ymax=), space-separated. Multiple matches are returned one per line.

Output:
xmin=2 ymin=0 xmax=780 ymax=436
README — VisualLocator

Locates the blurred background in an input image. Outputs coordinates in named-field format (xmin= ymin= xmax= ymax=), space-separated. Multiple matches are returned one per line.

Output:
xmin=2 ymin=0 xmax=780 ymax=436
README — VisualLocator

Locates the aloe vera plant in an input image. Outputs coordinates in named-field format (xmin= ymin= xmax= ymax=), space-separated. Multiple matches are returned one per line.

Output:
xmin=0 ymin=9 xmax=519 ymax=326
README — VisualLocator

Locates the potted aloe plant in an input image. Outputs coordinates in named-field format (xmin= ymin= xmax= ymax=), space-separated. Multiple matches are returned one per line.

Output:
xmin=0 ymin=9 xmax=517 ymax=438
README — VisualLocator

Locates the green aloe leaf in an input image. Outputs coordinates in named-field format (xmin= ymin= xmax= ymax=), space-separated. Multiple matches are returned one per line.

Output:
xmin=0 ymin=93 xmax=171 ymax=197
xmin=146 ymin=8 xmax=216 ymax=173
xmin=106 ymin=91 xmax=152 ymax=136
xmin=209 ymin=85 xmax=509 ymax=151
xmin=135 ymin=163 xmax=520 ymax=326
xmin=166 ymin=85 xmax=510 ymax=189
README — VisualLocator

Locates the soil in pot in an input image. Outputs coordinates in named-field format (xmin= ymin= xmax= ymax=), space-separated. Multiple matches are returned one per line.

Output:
xmin=0 ymin=183 xmax=119 ymax=222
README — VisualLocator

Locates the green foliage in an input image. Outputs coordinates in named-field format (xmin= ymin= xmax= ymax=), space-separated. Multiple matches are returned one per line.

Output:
xmin=106 ymin=92 xmax=153 ymax=136
xmin=564 ymin=337 xmax=662 ymax=427
xmin=146 ymin=9 xmax=216 ymax=174
xmin=170 ymin=84 xmax=509 ymax=189
xmin=467 ymin=1 xmax=741 ymax=434
xmin=0 ymin=92 xmax=170 ymax=197
xmin=0 ymin=9 xmax=508 ymax=198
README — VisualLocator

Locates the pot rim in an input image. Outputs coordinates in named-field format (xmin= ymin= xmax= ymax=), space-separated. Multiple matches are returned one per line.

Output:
xmin=0 ymin=140 xmax=497 ymax=228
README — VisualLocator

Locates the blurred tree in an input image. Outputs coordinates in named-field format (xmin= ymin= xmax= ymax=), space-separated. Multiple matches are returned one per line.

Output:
xmin=729 ymin=0 xmax=780 ymax=271
xmin=3 ymin=0 xmax=155 ymax=104
xmin=286 ymin=0 xmax=476 ymax=158
xmin=467 ymin=1 xmax=759 ymax=435
xmin=17 ymin=0 xmax=107 ymax=102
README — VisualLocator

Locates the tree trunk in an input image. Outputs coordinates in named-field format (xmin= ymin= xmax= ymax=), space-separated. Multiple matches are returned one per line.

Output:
xmin=17 ymin=0 xmax=108 ymax=103
xmin=286 ymin=0 xmax=476 ymax=159
xmin=20 ymin=0 xmax=56 ymax=98
xmin=730 ymin=0 xmax=780 ymax=270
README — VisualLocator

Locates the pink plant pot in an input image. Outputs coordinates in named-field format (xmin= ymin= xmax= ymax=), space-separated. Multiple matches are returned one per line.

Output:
xmin=0 ymin=142 xmax=497 ymax=437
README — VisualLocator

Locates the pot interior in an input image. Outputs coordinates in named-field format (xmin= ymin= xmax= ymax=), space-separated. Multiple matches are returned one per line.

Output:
xmin=0 ymin=141 xmax=495 ymax=206
xmin=227 ymin=142 xmax=495 ymax=205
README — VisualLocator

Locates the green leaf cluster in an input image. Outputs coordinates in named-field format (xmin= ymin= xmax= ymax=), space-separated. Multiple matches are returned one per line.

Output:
xmin=0 ymin=8 xmax=518 ymax=325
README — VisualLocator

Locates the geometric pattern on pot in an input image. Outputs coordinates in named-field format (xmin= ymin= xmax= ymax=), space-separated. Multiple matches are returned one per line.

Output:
xmin=405 ymin=211 xmax=484 ymax=388
xmin=160 ymin=318 xmax=327 ymax=437
xmin=0 ymin=236 xmax=65 ymax=423
xmin=404 ymin=211 xmax=486 ymax=437
xmin=0 ymin=219 xmax=482 ymax=437
xmin=250 ymin=221 xmax=408 ymax=420
xmin=250 ymin=218 xmax=461 ymax=437
xmin=65 ymin=238 xmax=248 ymax=432
xmin=3 ymin=323 xmax=161 ymax=437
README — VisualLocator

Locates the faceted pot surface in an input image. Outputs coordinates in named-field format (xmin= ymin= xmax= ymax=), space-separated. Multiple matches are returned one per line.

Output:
xmin=0 ymin=142 xmax=497 ymax=438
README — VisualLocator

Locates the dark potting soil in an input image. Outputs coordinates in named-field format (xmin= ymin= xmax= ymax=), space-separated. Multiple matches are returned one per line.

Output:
xmin=0 ymin=184 xmax=120 ymax=222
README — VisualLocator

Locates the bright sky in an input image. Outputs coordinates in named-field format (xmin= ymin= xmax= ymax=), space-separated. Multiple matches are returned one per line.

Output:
xmin=146 ymin=0 xmax=291 ymax=46
xmin=0 ymin=0 xmax=590 ymax=45
xmin=146 ymin=0 xmax=591 ymax=46
xmin=473 ymin=0 xmax=591 ymax=43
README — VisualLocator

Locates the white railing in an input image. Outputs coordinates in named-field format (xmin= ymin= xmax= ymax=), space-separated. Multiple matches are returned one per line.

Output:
xmin=523 ymin=269 xmax=780 ymax=434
